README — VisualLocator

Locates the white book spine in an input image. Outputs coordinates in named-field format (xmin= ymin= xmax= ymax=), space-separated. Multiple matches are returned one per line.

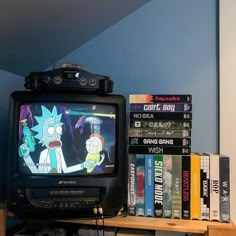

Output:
xmin=209 ymin=153 xmax=220 ymax=221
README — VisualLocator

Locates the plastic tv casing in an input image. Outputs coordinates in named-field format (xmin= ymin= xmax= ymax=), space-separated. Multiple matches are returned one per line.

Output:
xmin=6 ymin=67 xmax=127 ymax=219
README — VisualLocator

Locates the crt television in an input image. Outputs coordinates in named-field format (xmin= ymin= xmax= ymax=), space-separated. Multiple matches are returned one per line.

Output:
xmin=6 ymin=91 xmax=127 ymax=219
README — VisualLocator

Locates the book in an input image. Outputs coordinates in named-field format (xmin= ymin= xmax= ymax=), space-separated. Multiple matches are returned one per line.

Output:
xmin=129 ymin=103 xmax=192 ymax=112
xmin=129 ymin=94 xmax=192 ymax=103
xmin=163 ymin=155 xmax=172 ymax=218
xmin=219 ymin=154 xmax=230 ymax=222
xmin=182 ymin=155 xmax=191 ymax=219
xmin=171 ymin=155 xmax=182 ymax=219
xmin=154 ymin=154 xmax=163 ymax=217
xmin=136 ymin=154 xmax=145 ymax=216
xmin=129 ymin=112 xmax=192 ymax=120
xmin=129 ymin=137 xmax=191 ymax=147
xmin=128 ymin=145 xmax=191 ymax=155
xmin=128 ymin=128 xmax=191 ymax=138
xmin=129 ymin=120 xmax=192 ymax=129
xmin=190 ymin=153 xmax=201 ymax=220
xmin=200 ymin=153 xmax=210 ymax=221
xmin=207 ymin=152 xmax=220 ymax=221
xmin=127 ymin=154 xmax=136 ymax=216
xmin=145 ymin=155 xmax=154 ymax=217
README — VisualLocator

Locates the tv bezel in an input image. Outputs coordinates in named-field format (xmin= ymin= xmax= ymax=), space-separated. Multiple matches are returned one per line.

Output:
xmin=6 ymin=91 xmax=127 ymax=218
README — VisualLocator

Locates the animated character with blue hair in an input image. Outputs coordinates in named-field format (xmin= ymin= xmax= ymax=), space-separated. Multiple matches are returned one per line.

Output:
xmin=19 ymin=105 xmax=93 ymax=174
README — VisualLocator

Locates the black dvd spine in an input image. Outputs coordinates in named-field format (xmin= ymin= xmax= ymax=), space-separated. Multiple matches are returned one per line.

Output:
xmin=130 ymin=103 xmax=192 ymax=112
xmin=128 ymin=145 xmax=191 ymax=155
xmin=128 ymin=128 xmax=191 ymax=138
xmin=182 ymin=155 xmax=191 ymax=219
xmin=129 ymin=137 xmax=191 ymax=147
xmin=129 ymin=120 xmax=192 ymax=129
xmin=130 ymin=112 xmax=192 ymax=120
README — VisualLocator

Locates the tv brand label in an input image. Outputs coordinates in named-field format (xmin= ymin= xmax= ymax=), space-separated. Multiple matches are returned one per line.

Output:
xmin=58 ymin=180 xmax=77 ymax=185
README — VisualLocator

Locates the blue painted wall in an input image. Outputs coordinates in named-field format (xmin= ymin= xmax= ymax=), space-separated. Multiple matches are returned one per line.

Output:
xmin=0 ymin=70 xmax=24 ymax=201
xmin=57 ymin=0 xmax=218 ymax=152
xmin=0 ymin=70 xmax=25 ymax=229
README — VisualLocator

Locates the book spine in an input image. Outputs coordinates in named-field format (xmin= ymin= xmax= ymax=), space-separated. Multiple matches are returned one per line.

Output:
xmin=154 ymin=155 xmax=163 ymax=217
xmin=129 ymin=103 xmax=192 ymax=112
xmin=129 ymin=120 xmax=192 ymax=129
xmin=172 ymin=155 xmax=182 ymax=219
xmin=136 ymin=154 xmax=145 ymax=216
xmin=145 ymin=155 xmax=154 ymax=217
xmin=129 ymin=137 xmax=191 ymax=147
xmin=127 ymin=154 xmax=136 ymax=216
xmin=219 ymin=154 xmax=230 ymax=222
xmin=129 ymin=94 xmax=192 ymax=103
xmin=200 ymin=153 xmax=210 ymax=221
xmin=163 ymin=155 xmax=172 ymax=218
xmin=182 ymin=155 xmax=191 ymax=219
xmin=130 ymin=112 xmax=192 ymax=120
xmin=128 ymin=145 xmax=191 ymax=155
xmin=190 ymin=153 xmax=201 ymax=220
xmin=209 ymin=153 xmax=220 ymax=221
xmin=128 ymin=128 xmax=191 ymax=138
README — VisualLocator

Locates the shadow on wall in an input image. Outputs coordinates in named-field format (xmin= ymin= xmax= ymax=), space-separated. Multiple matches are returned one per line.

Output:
xmin=0 ymin=70 xmax=25 ymax=209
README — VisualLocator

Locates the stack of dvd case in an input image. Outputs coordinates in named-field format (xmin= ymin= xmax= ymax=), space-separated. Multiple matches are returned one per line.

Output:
xmin=127 ymin=94 xmax=192 ymax=219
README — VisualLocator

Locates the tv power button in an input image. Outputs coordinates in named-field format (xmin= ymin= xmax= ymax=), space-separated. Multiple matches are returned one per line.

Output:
xmin=79 ymin=78 xmax=87 ymax=86
xmin=53 ymin=76 xmax=63 ymax=85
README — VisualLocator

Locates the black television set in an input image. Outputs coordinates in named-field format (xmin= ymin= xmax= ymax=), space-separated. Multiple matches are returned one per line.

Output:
xmin=6 ymin=91 xmax=127 ymax=219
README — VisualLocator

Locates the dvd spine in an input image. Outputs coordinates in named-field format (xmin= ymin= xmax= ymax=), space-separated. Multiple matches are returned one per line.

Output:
xmin=129 ymin=120 xmax=192 ymax=129
xmin=129 ymin=112 xmax=192 ymax=120
xmin=129 ymin=94 xmax=192 ymax=103
xmin=219 ymin=154 xmax=230 ymax=222
xmin=182 ymin=155 xmax=191 ymax=219
xmin=172 ymin=155 xmax=182 ymax=219
xmin=144 ymin=155 xmax=154 ymax=217
xmin=163 ymin=155 xmax=172 ymax=218
xmin=208 ymin=153 xmax=220 ymax=221
xmin=154 ymin=155 xmax=163 ymax=217
xmin=190 ymin=153 xmax=201 ymax=220
xmin=127 ymin=154 xmax=136 ymax=216
xmin=128 ymin=145 xmax=191 ymax=155
xmin=128 ymin=128 xmax=191 ymax=138
xmin=200 ymin=153 xmax=210 ymax=221
xmin=130 ymin=103 xmax=192 ymax=112
xmin=136 ymin=154 xmax=145 ymax=216
xmin=129 ymin=137 xmax=191 ymax=147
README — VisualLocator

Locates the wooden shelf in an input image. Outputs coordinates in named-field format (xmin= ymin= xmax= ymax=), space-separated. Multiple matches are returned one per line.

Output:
xmin=208 ymin=225 xmax=236 ymax=236
xmin=59 ymin=215 xmax=234 ymax=234
xmin=0 ymin=209 xmax=6 ymax=236
xmin=2 ymin=210 xmax=235 ymax=235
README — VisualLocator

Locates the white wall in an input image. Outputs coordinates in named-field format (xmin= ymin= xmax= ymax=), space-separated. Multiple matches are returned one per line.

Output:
xmin=219 ymin=0 xmax=236 ymax=223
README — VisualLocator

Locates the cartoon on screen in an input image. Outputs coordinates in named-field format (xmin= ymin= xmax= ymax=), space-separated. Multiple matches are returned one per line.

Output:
xmin=18 ymin=104 xmax=116 ymax=175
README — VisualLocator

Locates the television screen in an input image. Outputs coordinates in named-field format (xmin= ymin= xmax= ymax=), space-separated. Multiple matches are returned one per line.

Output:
xmin=18 ymin=103 xmax=116 ymax=176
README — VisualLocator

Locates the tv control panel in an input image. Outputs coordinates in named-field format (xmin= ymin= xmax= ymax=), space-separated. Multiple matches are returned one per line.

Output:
xmin=15 ymin=187 xmax=100 ymax=212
